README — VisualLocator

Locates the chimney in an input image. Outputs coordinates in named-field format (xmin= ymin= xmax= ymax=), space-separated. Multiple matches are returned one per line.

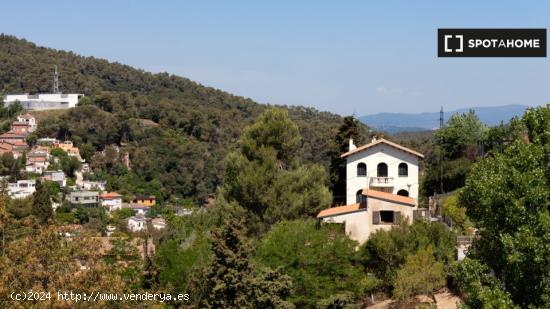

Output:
xmin=349 ymin=138 xmax=356 ymax=151
xmin=371 ymin=136 xmax=377 ymax=143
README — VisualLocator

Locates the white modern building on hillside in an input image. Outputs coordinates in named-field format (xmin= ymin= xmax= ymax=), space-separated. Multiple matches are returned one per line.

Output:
xmin=8 ymin=179 xmax=36 ymax=199
xmin=318 ymin=137 xmax=424 ymax=244
xmin=3 ymin=93 xmax=83 ymax=110
xmin=128 ymin=215 xmax=147 ymax=232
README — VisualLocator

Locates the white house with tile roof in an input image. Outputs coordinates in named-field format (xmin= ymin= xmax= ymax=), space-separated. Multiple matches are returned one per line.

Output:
xmin=317 ymin=137 xmax=424 ymax=244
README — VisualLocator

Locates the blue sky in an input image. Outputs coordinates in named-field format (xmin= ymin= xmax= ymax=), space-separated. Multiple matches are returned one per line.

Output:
xmin=2 ymin=1 xmax=550 ymax=115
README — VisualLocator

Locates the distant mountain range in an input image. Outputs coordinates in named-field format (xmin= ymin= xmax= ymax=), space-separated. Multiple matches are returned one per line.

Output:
xmin=359 ymin=104 xmax=530 ymax=133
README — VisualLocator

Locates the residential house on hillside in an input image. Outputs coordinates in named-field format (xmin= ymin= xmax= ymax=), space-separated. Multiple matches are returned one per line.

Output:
xmin=152 ymin=217 xmax=166 ymax=230
xmin=100 ymin=192 xmax=123 ymax=212
xmin=0 ymin=132 xmax=26 ymax=143
xmin=81 ymin=180 xmax=107 ymax=192
xmin=130 ymin=203 xmax=150 ymax=216
xmin=70 ymin=191 xmax=99 ymax=207
xmin=8 ymin=179 xmax=36 ymax=199
xmin=128 ymin=215 xmax=147 ymax=232
xmin=26 ymin=149 xmax=50 ymax=174
xmin=132 ymin=195 xmax=156 ymax=206
xmin=53 ymin=140 xmax=83 ymax=161
xmin=0 ymin=139 xmax=27 ymax=157
xmin=11 ymin=122 xmax=32 ymax=135
xmin=42 ymin=170 xmax=66 ymax=187
xmin=317 ymin=137 xmax=424 ymax=244
xmin=16 ymin=113 xmax=37 ymax=132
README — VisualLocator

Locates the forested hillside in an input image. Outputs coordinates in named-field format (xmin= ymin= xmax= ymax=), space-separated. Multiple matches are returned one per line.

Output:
xmin=0 ymin=34 xmax=368 ymax=202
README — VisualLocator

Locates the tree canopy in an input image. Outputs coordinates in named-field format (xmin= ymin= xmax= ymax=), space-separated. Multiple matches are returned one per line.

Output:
xmin=223 ymin=108 xmax=332 ymax=231
xmin=460 ymin=104 xmax=550 ymax=307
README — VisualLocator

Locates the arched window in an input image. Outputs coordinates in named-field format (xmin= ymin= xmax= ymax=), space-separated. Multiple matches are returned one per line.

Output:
xmin=398 ymin=163 xmax=408 ymax=176
xmin=397 ymin=189 xmax=409 ymax=197
xmin=356 ymin=190 xmax=364 ymax=203
xmin=377 ymin=162 xmax=388 ymax=177
xmin=357 ymin=163 xmax=366 ymax=177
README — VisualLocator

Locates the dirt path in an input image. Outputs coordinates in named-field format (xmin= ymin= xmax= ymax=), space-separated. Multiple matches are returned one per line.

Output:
xmin=366 ymin=289 xmax=462 ymax=308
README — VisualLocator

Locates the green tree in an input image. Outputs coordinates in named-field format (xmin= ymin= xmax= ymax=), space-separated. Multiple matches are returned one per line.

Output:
xmin=329 ymin=116 xmax=362 ymax=205
xmin=224 ymin=109 xmax=331 ymax=231
xmin=435 ymin=110 xmax=487 ymax=159
xmin=459 ymin=104 xmax=550 ymax=307
xmin=240 ymin=108 xmax=301 ymax=167
xmin=393 ymin=246 xmax=445 ymax=301
xmin=255 ymin=220 xmax=364 ymax=308
xmin=200 ymin=217 xmax=293 ymax=308
xmin=451 ymin=258 xmax=515 ymax=308
xmin=31 ymin=180 xmax=52 ymax=224
xmin=442 ymin=193 xmax=472 ymax=234
xmin=361 ymin=221 xmax=455 ymax=289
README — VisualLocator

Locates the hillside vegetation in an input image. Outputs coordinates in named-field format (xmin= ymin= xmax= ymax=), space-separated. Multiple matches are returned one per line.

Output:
xmin=0 ymin=34 xmax=368 ymax=202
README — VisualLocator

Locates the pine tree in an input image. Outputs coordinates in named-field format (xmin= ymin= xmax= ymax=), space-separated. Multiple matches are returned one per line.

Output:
xmin=32 ymin=180 xmax=52 ymax=224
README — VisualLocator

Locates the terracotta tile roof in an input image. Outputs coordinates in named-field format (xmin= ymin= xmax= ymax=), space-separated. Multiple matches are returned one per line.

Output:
xmin=341 ymin=138 xmax=424 ymax=159
xmin=0 ymin=143 xmax=13 ymax=151
xmin=362 ymin=189 xmax=416 ymax=206
xmin=0 ymin=132 xmax=26 ymax=139
xmin=133 ymin=195 xmax=156 ymax=200
xmin=317 ymin=203 xmax=366 ymax=218
xmin=100 ymin=192 xmax=122 ymax=199
xmin=4 ymin=139 xmax=27 ymax=146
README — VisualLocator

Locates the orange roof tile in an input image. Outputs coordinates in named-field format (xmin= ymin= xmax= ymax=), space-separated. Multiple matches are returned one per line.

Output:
xmin=341 ymin=138 xmax=424 ymax=159
xmin=100 ymin=192 xmax=122 ymax=199
xmin=317 ymin=203 xmax=366 ymax=218
xmin=0 ymin=132 xmax=25 ymax=139
xmin=0 ymin=143 xmax=13 ymax=151
xmin=362 ymin=189 xmax=416 ymax=206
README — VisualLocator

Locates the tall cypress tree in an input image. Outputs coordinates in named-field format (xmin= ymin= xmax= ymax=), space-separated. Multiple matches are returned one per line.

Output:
xmin=32 ymin=180 xmax=52 ymax=224
xmin=201 ymin=218 xmax=253 ymax=308
xmin=329 ymin=116 xmax=362 ymax=205
xmin=200 ymin=217 xmax=293 ymax=308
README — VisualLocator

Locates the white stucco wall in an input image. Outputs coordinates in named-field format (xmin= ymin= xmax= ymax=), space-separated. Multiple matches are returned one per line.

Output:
xmin=5 ymin=93 xmax=82 ymax=108
xmin=345 ymin=143 xmax=419 ymax=205
xmin=322 ymin=209 xmax=371 ymax=244
xmin=128 ymin=218 xmax=146 ymax=232
xmin=102 ymin=198 xmax=122 ymax=212
xmin=322 ymin=197 xmax=417 ymax=244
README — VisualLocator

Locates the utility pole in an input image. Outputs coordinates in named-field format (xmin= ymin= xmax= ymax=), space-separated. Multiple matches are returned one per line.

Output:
xmin=439 ymin=106 xmax=444 ymax=194
xmin=53 ymin=65 xmax=59 ymax=94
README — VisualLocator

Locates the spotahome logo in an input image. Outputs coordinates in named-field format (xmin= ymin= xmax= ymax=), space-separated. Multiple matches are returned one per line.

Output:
xmin=438 ymin=29 xmax=546 ymax=57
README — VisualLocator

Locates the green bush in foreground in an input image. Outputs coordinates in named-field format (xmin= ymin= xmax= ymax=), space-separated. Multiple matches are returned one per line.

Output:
xmin=255 ymin=220 xmax=365 ymax=308
xmin=393 ymin=246 xmax=445 ymax=301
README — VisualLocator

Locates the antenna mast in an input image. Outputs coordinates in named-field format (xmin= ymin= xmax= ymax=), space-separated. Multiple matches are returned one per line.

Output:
xmin=53 ymin=65 xmax=59 ymax=93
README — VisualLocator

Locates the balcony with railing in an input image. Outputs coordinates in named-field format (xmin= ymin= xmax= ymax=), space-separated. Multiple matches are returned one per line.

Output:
xmin=370 ymin=177 xmax=394 ymax=187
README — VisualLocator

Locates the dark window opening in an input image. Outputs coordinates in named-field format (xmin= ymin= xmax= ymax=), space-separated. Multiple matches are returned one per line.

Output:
xmin=380 ymin=211 xmax=394 ymax=223
xmin=357 ymin=163 xmax=366 ymax=177
xmin=398 ymin=163 xmax=408 ymax=176
xmin=397 ymin=189 xmax=409 ymax=197
xmin=377 ymin=163 xmax=388 ymax=177
xmin=356 ymin=190 xmax=364 ymax=203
